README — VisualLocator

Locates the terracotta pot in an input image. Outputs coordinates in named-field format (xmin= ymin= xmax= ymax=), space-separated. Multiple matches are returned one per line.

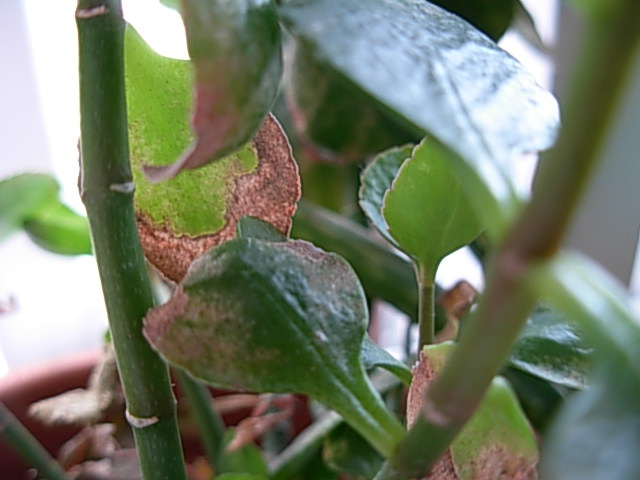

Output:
xmin=0 ymin=349 xmax=101 ymax=479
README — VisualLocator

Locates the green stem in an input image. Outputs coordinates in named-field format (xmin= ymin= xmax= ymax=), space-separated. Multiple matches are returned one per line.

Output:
xmin=416 ymin=264 xmax=435 ymax=349
xmin=0 ymin=403 xmax=69 ymax=480
xmin=384 ymin=4 xmax=640 ymax=478
xmin=174 ymin=369 xmax=225 ymax=470
xmin=76 ymin=2 xmax=186 ymax=479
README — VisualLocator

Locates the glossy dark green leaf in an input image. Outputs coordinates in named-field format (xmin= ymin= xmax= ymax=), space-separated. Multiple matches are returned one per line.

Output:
xmin=280 ymin=0 xmax=559 ymax=235
xmin=358 ymin=144 xmax=414 ymax=249
xmin=143 ymin=0 xmax=282 ymax=180
xmin=383 ymin=139 xmax=483 ymax=278
xmin=286 ymin=41 xmax=416 ymax=162
xmin=429 ymin=0 xmax=516 ymax=40
xmin=323 ymin=423 xmax=383 ymax=479
xmin=144 ymin=238 xmax=404 ymax=456
xmin=23 ymin=203 xmax=92 ymax=256
xmin=361 ymin=336 xmax=411 ymax=386
xmin=0 ymin=173 xmax=58 ymax=240
xmin=509 ymin=304 xmax=592 ymax=389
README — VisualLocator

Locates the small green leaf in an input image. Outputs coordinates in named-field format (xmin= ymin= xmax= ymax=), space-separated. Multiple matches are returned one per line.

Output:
xmin=323 ymin=423 xmax=383 ymax=479
xmin=383 ymin=138 xmax=483 ymax=278
xmin=359 ymin=144 xmax=414 ymax=248
xmin=361 ymin=336 xmax=412 ymax=386
xmin=509 ymin=304 xmax=592 ymax=389
xmin=143 ymin=0 xmax=282 ymax=180
xmin=280 ymin=0 xmax=559 ymax=236
xmin=23 ymin=203 xmax=92 ymax=256
xmin=144 ymin=238 xmax=404 ymax=456
xmin=0 ymin=173 xmax=58 ymax=240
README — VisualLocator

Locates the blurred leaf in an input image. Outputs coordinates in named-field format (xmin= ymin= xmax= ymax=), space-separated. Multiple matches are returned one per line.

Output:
xmin=0 ymin=173 xmax=58 ymax=240
xmin=359 ymin=144 xmax=413 ymax=249
xmin=143 ymin=0 xmax=282 ymax=180
xmin=23 ymin=203 xmax=91 ymax=255
xmin=280 ymin=0 xmax=559 ymax=237
xmin=407 ymin=343 xmax=538 ymax=479
xmin=323 ymin=423 xmax=383 ymax=479
xmin=144 ymin=237 xmax=404 ymax=456
xmin=361 ymin=336 xmax=412 ymax=386
xmin=383 ymin=139 xmax=483 ymax=278
xmin=218 ymin=429 xmax=268 ymax=476
xmin=509 ymin=304 xmax=592 ymax=389
xmin=429 ymin=0 xmax=516 ymax=40
xmin=286 ymin=41 xmax=416 ymax=162
xmin=126 ymin=27 xmax=299 ymax=282
xmin=216 ymin=475 xmax=268 ymax=480
xmin=533 ymin=253 xmax=640 ymax=479
xmin=236 ymin=216 xmax=287 ymax=243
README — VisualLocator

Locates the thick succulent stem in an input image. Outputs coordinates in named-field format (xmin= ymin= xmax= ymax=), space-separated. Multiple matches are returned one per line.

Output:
xmin=76 ymin=1 xmax=187 ymax=478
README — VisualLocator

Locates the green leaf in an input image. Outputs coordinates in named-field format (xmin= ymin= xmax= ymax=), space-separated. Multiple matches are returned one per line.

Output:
xmin=280 ymin=0 xmax=559 ymax=236
xmin=509 ymin=304 xmax=592 ymax=389
xmin=23 ymin=203 xmax=92 ymax=256
xmin=143 ymin=0 xmax=282 ymax=180
xmin=539 ymin=360 xmax=640 ymax=480
xmin=531 ymin=253 xmax=640 ymax=479
xmin=323 ymin=423 xmax=383 ymax=479
xmin=361 ymin=336 xmax=412 ymax=386
xmin=236 ymin=216 xmax=288 ymax=242
xmin=218 ymin=429 xmax=269 ymax=476
xmin=286 ymin=42 xmax=416 ymax=161
xmin=0 ymin=173 xmax=58 ymax=240
xmin=359 ymin=144 xmax=414 ymax=249
xmin=144 ymin=238 xmax=404 ymax=456
xmin=125 ymin=27 xmax=299 ymax=282
xmin=429 ymin=0 xmax=516 ymax=40
xmin=216 ymin=475 xmax=268 ymax=480
xmin=382 ymin=139 xmax=483 ymax=278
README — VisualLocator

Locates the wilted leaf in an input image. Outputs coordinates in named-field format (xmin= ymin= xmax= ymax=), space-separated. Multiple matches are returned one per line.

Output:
xmin=407 ymin=342 xmax=538 ymax=480
xmin=509 ymin=304 xmax=592 ymax=389
xmin=280 ymin=0 xmax=559 ymax=235
xmin=359 ymin=144 xmax=413 ymax=248
xmin=383 ymin=138 xmax=483 ymax=279
xmin=143 ymin=0 xmax=282 ymax=181
xmin=144 ymin=237 xmax=404 ymax=456
xmin=126 ymin=28 xmax=299 ymax=282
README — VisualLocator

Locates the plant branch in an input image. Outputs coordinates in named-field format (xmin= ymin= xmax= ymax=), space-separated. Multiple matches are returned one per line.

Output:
xmin=416 ymin=264 xmax=435 ymax=348
xmin=0 ymin=403 xmax=69 ymax=480
xmin=383 ymin=4 xmax=640 ymax=478
xmin=76 ymin=2 xmax=186 ymax=479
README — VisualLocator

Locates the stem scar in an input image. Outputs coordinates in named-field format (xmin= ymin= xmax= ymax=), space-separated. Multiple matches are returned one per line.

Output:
xmin=126 ymin=410 xmax=159 ymax=429
xmin=110 ymin=181 xmax=135 ymax=194
xmin=76 ymin=5 xmax=109 ymax=19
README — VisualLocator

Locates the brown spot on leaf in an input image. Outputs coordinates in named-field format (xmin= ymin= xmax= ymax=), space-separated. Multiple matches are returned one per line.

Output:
xmin=143 ymin=287 xmax=189 ymax=347
xmin=138 ymin=114 xmax=301 ymax=282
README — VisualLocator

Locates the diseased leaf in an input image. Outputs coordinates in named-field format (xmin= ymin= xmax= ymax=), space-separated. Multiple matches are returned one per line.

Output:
xmin=144 ymin=237 xmax=404 ymax=456
xmin=407 ymin=343 xmax=538 ymax=480
xmin=143 ymin=0 xmax=282 ymax=181
xmin=383 ymin=139 xmax=483 ymax=278
xmin=358 ymin=144 xmax=414 ymax=248
xmin=279 ymin=0 xmax=559 ymax=235
xmin=126 ymin=26 xmax=299 ymax=282
xmin=509 ymin=304 xmax=592 ymax=389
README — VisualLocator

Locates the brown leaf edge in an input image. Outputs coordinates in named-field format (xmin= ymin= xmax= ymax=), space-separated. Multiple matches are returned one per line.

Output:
xmin=137 ymin=113 xmax=301 ymax=283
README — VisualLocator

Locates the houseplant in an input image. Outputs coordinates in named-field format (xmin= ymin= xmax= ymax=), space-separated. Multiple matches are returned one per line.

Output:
xmin=1 ymin=0 xmax=639 ymax=479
